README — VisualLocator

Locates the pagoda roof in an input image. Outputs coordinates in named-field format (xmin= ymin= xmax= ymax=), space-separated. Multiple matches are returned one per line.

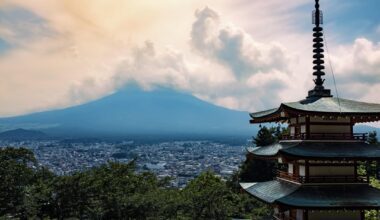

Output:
xmin=278 ymin=184 xmax=380 ymax=209
xmin=247 ymin=141 xmax=380 ymax=160
xmin=250 ymin=97 xmax=380 ymax=123
xmin=241 ymin=180 xmax=380 ymax=209
xmin=241 ymin=181 xmax=299 ymax=203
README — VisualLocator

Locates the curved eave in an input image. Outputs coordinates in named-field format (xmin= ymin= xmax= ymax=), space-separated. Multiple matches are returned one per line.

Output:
xmin=282 ymin=104 xmax=380 ymax=123
xmin=240 ymin=180 xmax=300 ymax=204
xmin=246 ymin=143 xmax=289 ymax=159
xmin=277 ymin=185 xmax=380 ymax=210
xmin=241 ymin=180 xmax=380 ymax=209
xmin=250 ymin=98 xmax=380 ymax=124
xmin=247 ymin=141 xmax=380 ymax=161
xmin=249 ymin=107 xmax=284 ymax=124
xmin=280 ymin=142 xmax=380 ymax=161
xmin=279 ymin=151 xmax=380 ymax=161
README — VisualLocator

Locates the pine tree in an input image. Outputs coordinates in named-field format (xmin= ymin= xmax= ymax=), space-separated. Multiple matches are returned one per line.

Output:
xmin=368 ymin=131 xmax=378 ymax=145
xmin=238 ymin=126 xmax=279 ymax=183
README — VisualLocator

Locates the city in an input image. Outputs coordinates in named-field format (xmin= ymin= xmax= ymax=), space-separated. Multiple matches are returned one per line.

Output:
xmin=0 ymin=139 xmax=248 ymax=188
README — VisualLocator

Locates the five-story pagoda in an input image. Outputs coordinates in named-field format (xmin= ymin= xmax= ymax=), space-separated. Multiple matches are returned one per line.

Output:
xmin=240 ymin=1 xmax=380 ymax=220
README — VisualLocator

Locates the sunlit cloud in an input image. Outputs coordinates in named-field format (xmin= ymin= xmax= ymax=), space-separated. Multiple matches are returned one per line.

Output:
xmin=0 ymin=0 xmax=379 ymax=117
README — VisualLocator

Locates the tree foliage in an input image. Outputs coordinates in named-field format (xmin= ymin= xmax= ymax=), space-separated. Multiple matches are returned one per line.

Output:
xmin=0 ymin=147 xmax=38 ymax=218
xmin=237 ymin=126 xmax=288 ymax=183
xmin=368 ymin=131 xmax=378 ymax=145
xmin=0 ymin=147 xmax=270 ymax=220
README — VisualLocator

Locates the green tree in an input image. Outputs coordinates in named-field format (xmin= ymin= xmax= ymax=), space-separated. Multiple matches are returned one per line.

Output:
xmin=182 ymin=171 xmax=239 ymax=220
xmin=237 ymin=126 xmax=281 ymax=183
xmin=23 ymin=167 xmax=56 ymax=219
xmin=253 ymin=126 xmax=276 ymax=146
xmin=0 ymin=147 xmax=37 ymax=218
xmin=46 ymin=161 xmax=178 ymax=220
xmin=368 ymin=131 xmax=378 ymax=145
xmin=0 ymin=147 xmax=274 ymax=220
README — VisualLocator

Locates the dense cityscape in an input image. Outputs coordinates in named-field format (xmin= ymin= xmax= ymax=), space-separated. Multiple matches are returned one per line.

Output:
xmin=0 ymin=139 xmax=248 ymax=188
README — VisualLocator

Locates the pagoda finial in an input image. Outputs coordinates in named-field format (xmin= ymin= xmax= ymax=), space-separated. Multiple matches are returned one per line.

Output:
xmin=307 ymin=0 xmax=332 ymax=98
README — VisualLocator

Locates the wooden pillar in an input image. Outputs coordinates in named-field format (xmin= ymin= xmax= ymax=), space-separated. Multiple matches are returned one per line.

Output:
xmin=289 ymin=209 xmax=296 ymax=219
xmin=303 ymin=209 xmax=308 ymax=220
xmin=306 ymin=116 xmax=310 ymax=139
xmin=296 ymin=116 xmax=300 ymax=138
xmin=350 ymin=117 xmax=354 ymax=137
xmin=354 ymin=161 xmax=358 ymax=181
xmin=305 ymin=160 xmax=310 ymax=183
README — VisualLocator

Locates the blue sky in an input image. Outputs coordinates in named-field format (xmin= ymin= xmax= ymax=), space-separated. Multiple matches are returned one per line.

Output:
xmin=0 ymin=0 xmax=379 ymax=117
xmin=325 ymin=0 xmax=380 ymax=42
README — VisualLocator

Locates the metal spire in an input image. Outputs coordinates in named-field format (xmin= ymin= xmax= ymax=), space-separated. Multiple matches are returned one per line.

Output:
xmin=307 ymin=0 xmax=332 ymax=99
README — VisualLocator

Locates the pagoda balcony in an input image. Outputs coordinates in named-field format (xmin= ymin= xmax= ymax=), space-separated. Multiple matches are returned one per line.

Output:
xmin=273 ymin=213 xmax=296 ymax=220
xmin=282 ymin=132 xmax=368 ymax=141
xmin=277 ymin=171 xmax=368 ymax=184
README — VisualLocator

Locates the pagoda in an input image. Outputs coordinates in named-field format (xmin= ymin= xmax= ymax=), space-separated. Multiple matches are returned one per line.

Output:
xmin=240 ymin=1 xmax=380 ymax=220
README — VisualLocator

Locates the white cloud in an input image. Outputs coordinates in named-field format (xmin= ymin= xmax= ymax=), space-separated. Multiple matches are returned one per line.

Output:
xmin=3 ymin=0 xmax=378 ymax=118
xmin=331 ymin=38 xmax=380 ymax=101
xmin=190 ymin=7 xmax=291 ymax=79
xmin=0 ymin=1 xmax=297 ymax=116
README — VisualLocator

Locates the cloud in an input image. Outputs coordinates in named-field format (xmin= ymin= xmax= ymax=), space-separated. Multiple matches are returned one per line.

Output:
xmin=0 ymin=0 xmax=202 ymax=116
xmin=190 ymin=7 xmax=290 ymax=79
xmin=0 ymin=2 xmax=297 ymax=116
xmin=331 ymin=38 xmax=380 ymax=100
xmin=115 ymin=7 xmax=293 ymax=112
xmin=3 ymin=0 xmax=378 ymax=118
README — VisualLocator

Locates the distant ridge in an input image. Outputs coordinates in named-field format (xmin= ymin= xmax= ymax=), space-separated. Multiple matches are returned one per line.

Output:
xmin=0 ymin=86 xmax=257 ymax=138
xmin=0 ymin=128 xmax=48 ymax=140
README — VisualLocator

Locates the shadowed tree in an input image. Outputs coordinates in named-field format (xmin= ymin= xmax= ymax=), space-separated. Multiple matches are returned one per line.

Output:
xmin=182 ymin=171 xmax=239 ymax=220
xmin=0 ymin=147 xmax=37 ymax=219
xmin=237 ymin=126 xmax=285 ymax=183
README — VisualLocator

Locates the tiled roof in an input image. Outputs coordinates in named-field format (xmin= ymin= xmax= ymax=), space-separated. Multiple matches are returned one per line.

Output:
xmin=248 ymin=141 xmax=380 ymax=160
xmin=250 ymin=97 xmax=380 ymax=122
xmin=242 ymin=180 xmax=380 ymax=208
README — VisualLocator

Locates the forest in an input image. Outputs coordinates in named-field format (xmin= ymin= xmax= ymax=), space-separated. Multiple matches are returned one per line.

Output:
xmin=1 ymin=127 xmax=379 ymax=220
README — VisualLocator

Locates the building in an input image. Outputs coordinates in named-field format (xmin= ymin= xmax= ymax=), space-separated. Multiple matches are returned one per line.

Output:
xmin=240 ymin=1 xmax=380 ymax=220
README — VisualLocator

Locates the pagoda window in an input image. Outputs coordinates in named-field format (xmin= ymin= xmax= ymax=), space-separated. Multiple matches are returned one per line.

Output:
xmin=298 ymin=116 xmax=306 ymax=123
xmin=290 ymin=117 xmax=297 ymax=124
xmin=300 ymin=125 xmax=306 ymax=134
xmin=299 ymin=165 xmax=306 ymax=176
xmin=290 ymin=126 xmax=296 ymax=136
xmin=288 ymin=163 xmax=294 ymax=174
xmin=296 ymin=209 xmax=304 ymax=220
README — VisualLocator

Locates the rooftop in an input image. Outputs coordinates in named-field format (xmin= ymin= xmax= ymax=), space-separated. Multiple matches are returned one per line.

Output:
xmin=247 ymin=141 xmax=380 ymax=160
xmin=241 ymin=180 xmax=380 ymax=209
xmin=250 ymin=97 xmax=380 ymax=124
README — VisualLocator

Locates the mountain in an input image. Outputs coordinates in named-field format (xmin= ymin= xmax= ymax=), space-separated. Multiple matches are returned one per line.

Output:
xmin=0 ymin=128 xmax=48 ymax=140
xmin=354 ymin=125 xmax=380 ymax=134
xmin=0 ymin=86 xmax=258 ymax=139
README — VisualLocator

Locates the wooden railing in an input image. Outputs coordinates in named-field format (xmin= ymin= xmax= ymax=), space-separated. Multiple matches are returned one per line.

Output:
xmin=282 ymin=133 xmax=367 ymax=141
xmin=278 ymin=170 xmax=300 ymax=182
xmin=277 ymin=171 xmax=368 ymax=183
xmin=273 ymin=213 xmax=296 ymax=220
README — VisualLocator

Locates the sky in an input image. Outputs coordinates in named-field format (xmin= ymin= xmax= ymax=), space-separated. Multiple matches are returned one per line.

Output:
xmin=0 ymin=0 xmax=380 ymax=117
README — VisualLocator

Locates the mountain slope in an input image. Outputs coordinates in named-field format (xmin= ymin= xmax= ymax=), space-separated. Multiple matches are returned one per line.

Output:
xmin=0 ymin=128 xmax=48 ymax=140
xmin=0 ymin=86 xmax=257 ymax=138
